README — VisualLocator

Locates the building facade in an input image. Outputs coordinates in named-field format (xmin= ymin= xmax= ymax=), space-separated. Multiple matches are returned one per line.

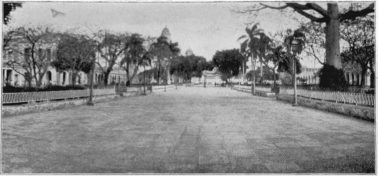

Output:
xmin=2 ymin=34 xmax=129 ymax=87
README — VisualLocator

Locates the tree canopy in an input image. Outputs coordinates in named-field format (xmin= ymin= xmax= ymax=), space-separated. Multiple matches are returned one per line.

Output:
xmin=170 ymin=55 xmax=213 ymax=82
xmin=212 ymin=49 xmax=244 ymax=83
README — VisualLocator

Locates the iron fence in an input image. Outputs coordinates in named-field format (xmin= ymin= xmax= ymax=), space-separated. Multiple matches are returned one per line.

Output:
xmin=280 ymin=87 xmax=375 ymax=107
xmin=3 ymin=88 xmax=116 ymax=104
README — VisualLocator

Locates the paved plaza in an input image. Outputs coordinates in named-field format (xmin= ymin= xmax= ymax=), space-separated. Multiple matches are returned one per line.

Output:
xmin=2 ymin=87 xmax=375 ymax=173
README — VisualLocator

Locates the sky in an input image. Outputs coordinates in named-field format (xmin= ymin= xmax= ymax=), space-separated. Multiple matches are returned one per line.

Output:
xmin=5 ymin=1 xmax=357 ymax=68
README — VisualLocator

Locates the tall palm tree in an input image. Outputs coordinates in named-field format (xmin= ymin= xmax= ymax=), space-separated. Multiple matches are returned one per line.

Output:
xmin=257 ymin=33 xmax=272 ymax=83
xmin=120 ymin=33 xmax=145 ymax=85
xmin=140 ymin=50 xmax=153 ymax=94
xmin=152 ymin=36 xmax=180 ymax=84
xmin=264 ymin=45 xmax=286 ymax=89
xmin=283 ymin=29 xmax=306 ymax=78
xmin=238 ymin=23 xmax=263 ymax=94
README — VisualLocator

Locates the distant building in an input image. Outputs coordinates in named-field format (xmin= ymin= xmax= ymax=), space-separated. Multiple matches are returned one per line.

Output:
xmin=297 ymin=66 xmax=321 ymax=85
xmin=343 ymin=61 xmax=372 ymax=86
xmin=161 ymin=26 xmax=171 ymax=42
xmin=2 ymin=32 xmax=128 ymax=87
xmin=185 ymin=48 xmax=194 ymax=56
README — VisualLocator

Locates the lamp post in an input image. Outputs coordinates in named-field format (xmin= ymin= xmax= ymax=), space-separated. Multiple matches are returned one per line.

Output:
xmin=291 ymin=39 xmax=300 ymax=106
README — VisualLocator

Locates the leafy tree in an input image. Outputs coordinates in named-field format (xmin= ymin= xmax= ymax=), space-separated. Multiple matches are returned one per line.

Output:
xmin=3 ymin=3 xmax=22 ymax=25
xmin=212 ymin=49 xmax=244 ymax=83
xmin=274 ymin=29 xmax=304 ymax=76
xmin=238 ymin=2 xmax=374 ymax=89
xmin=299 ymin=22 xmax=326 ymax=65
xmin=4 ymin=26 xmax=57 ymax=87
xmin=340 ymin=13 xmax=374 ymax=88
xmin=250 ymin=66 xmax=279 ymax=83
xmin=277 ymin=54 xmax=302 ymax=75
xmin=170 ymin=55 xmax=212 ymax=82
xmin=51 ymin=33 xmax=94 ymax=86
xmin=95 ymin=31 xmax=129 ymax=86
xmin=170 ymin=56 xmax=192 ymax=82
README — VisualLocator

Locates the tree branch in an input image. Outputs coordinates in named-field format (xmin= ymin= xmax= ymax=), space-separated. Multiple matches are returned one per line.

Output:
xmin=339 ymin=3 xmax=374 ymax=22
xmin=305 ymin=3 xmax=328 ymax=17
xmin=260 ymin=3 xmax=329 ymax=23
xmin=259 ymin=3 xmax=288 ymax=10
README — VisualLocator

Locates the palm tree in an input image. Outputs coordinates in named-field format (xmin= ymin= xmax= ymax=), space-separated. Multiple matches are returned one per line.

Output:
xmin=283 ymin=29 xmax=306 ymax=80
xmin=283 ymin=29 xmax=306 ymax=105
xmin=257 ymin=33 xmax=272 ymax=83
xmin=152 ymin=36 xmax=180 ymax=84
xmin=238 ymin=23 xmax=263 ymax=94
xmin=140 ymin=50 xmax=153 ymax=94
xmin=120 ymin=33 xmax=145 ymax=86
xmin=263 ymin=45 xmax=286 ymax=89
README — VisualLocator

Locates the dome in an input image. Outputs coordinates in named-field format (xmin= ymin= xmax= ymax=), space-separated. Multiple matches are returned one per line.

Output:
xmin=161 ymin=27 xmax=171 ymax=38
xmin=185 ymin=48 xmax=194 ymax=56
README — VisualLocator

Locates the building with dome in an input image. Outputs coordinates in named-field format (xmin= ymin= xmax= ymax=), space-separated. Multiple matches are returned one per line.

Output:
xmin=185 ymin=48 xmax=194 ymax=56
xmin=161 ymin=26 xmax=171 ymax=42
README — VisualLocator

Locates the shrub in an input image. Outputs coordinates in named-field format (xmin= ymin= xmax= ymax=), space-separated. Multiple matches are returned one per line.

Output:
xmin=319 ymin=65 xmax=348 ymax=91
xmin=3 ymin=85 xmax=85 ymax=93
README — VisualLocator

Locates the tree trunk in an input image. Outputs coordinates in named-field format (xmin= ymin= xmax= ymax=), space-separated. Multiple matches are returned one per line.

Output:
xmin=104 ymin=72 xmax=110 ymax=86
xmin=36 ymin=79 xmax=42 ymax=88
xmin=25 ymin=78 xmax=32 ymax=88
xmin=86 ymin=73 xmax=91 ymax=85
xmin=273 ymin=69 xmax=276 ymax=88
xmin=71 ymin=71 xmax=78 ymax=86
xmin=129 ymin=65 xmax=140 ymax=85
xmin=167 ymin=65 xmax=171 ymax=85
xmin=127 ymin=64 xmax=130 ymax=81
xmin=157 ymin=64 xmax=161 ymax=85
xmin=260 ymin=60 xmax=263 ymax=83
xmin=370 ymin=70 xmax=375 ymax=88
xmin=325 ymin=3 xmax=342 ymax=69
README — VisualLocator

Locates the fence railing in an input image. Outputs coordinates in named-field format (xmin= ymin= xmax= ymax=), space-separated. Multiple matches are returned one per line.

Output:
xmin=233 ymin=85 xmax=375 ymax=107
xmin=3 ymin=88 xmax=116 ymax=104
xmin=152 ymin=85 xmax=176 ymax=92
xmin=280 ymin=88 xmax=375 ymax=107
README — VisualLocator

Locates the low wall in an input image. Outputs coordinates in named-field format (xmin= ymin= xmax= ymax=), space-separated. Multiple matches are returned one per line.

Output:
xmin=276 ymin=94 xmax=375 ymax=121
xmin=152 ymin=85 xmax=176 ymax=92
xmin=2 ymin=91 xmax=146 ymax=117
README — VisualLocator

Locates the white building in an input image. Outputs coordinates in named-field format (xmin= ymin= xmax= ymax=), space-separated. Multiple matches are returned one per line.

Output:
xmin=2 ymin=32 xmax=128 ymax=87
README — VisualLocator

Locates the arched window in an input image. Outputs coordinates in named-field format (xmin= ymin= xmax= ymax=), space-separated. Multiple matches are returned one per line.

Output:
xmin=47 ymin=71 xmax=52 ymax=81
xmin=62 ymin=72 xmax=66 ymax=85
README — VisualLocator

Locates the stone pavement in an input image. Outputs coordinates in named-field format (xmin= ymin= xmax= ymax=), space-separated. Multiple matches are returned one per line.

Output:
xmin=2 ymin=87 xmax=375 ymax=173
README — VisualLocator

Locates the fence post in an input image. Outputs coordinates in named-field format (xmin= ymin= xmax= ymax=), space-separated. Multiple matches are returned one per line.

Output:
xmin=164 ymin=85 xmax=166 ymax=92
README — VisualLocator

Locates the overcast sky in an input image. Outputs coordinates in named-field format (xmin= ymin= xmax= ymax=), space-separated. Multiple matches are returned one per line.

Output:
xmin=6 ymin=1 xmax=357 ymax=68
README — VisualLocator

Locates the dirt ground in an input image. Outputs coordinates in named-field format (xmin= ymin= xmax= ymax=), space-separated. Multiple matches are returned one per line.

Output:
xmin=2 ymin=86 xmax=375 ymax=173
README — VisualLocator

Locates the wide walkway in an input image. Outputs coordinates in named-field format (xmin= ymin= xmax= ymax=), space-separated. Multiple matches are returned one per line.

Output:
xmin=2 ymin=87 xmax=375 ymax=173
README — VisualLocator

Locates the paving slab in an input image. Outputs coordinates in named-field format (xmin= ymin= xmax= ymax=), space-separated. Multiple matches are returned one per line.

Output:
xmin=2 ymin=87 xmax=375 ymax=173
